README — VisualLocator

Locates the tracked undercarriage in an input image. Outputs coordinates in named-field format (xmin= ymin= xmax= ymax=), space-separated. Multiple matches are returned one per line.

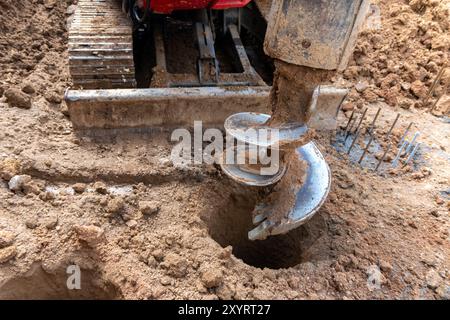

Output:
xmin=69 ymin=0 xmax=136 ymax=89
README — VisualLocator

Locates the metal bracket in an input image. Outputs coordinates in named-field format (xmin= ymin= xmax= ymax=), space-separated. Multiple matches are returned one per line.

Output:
xmin=195 ymin=22 xmax=220 ymax=85
xmin=222 ymin=8 xmax=241 ymax=35
xmin=307 ymin=85 xmax=349 ymax=131
xmin=152 ymin=18 xmax=265 ymax=87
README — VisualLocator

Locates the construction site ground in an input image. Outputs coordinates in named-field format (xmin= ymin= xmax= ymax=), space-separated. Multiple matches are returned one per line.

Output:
xmin=0 ymin=0 xmax=449 ymax=299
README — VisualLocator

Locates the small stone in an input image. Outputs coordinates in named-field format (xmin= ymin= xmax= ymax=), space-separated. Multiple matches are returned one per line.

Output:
xmin=60 ymin=103 xmax=69 ymax=117
xmin=138 ymin=251 xmax=149 ymax=263
xmin=409 ymin=0 xmax=428 ymax=13
xmin=106 ymin=197 xmax=125 ymax=214
xmin=139 ymin=200 xmax=160 ymax=216
xmin=201 ymin=268 xmax=223 ymax=288
xmin=435 ymin=197 xmax=444 ymax=205
xmin=120 ymin=211 xmax=133 ymax=222
xmin=162 ymin=253 xmax=188 ymax=278
xmin=4 ymin=88 xmax=32 ymax=109
xmin=412 ymin=167 xmax=432 ymax=180
xmin=21 ymin=83 xmax=35 ymax=94
xmin=385 ymin=152 xmax=394 ymax=162
xmin=411 ymin=172 xmax=425 ymax=180
xmin=39 ymin=191 xmax=56 ymax=201
xmin=401 ymin=82 xmax=411 ymax=91
xmin=363 ymin=88 xmax=379 ymax=103
xmin=71 ymin=137 xmax=81 ymax=145
xmin=341 ymin=102 xmax=354 ymax=112
xmin=421 ymin=253 xmax=437 ymax=267
xmin=22 ymin=181 xmax=41 ymax=195
xmin=399 ymin=98 xmax=413 ymax=110
xmin=429 ymin=209 xmax=439 ymax=217
xmin=93 ymin=181 xmax=108 ymax=194
xmin=333 ymin=272 xmax=348 ymax=292
xmin=426 ymin=269 xmax=442 ymax=290
xmin=355 ymin=81 xmax=369 ymax=93
xmin=72 ymin=183 xmax=86 ymax=194
xmin=434 ymin=95 xmax=450 ymax=114
xmin=126 ymin=219 xmax=138 ymax=228
xmin=0 ymin=159 xmax=21 ymax=181
xmin=160 ymin=276 xmax=172 ymax=286
xmin=218 ymin=246 xmax=232 ymax=260
xmin=408 ymin=220 xmax=418 ymax=229
xmin=147 ymin=256 xmax=158 ymax=268
xmin=44 ymin=0 xmax=56 ymax=9
xmin=44 ymin=215 xmax=58 ymax=230
xmin=379 ymin=260 xmax=393 ymax=272
xmin=0 ymin=230 xmax=15 ymax=248
xmin=150 ymin=285 xmax=166 ymax=298
xmin=74 ymin=225 xmax=104 ymax=246
xmin=344 ymin=66 xmax=359 ymax=80
xmin=436 ymin=284 xmax=450 ymax=300
xmin=99 ymin=198 xmax=108 ymax=207
xmin=410 ymin=80 xmax=427 ymax=99
xmin=286 ymin=290 xmax=299 ymax=299
xmin=338 ymin=180 xmax=354 ymax=189
xmin=152 ymin=249 xmax=164 ymax=261
xmin=8 ymin=175 xmax=32 ymax=192
xmin=25 ymin=218 xmax=39 ymax=229
xmin=44 ymin=92 xmax=62 ymax=104
xmin=66 ymin=4 xmax=77 ymax=15
xmin=0 ymin=246 xmax=17 ymax=263
xmin=287 ymin=276 xmax=301 ymax=289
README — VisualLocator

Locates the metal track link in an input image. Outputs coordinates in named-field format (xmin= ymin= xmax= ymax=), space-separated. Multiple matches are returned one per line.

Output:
xmin=69 ymin=0 xmax=136 ymax=89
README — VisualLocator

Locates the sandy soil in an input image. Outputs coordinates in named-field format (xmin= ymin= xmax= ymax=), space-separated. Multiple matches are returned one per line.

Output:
xmin=0 ymin=0 xmax=449 ymax=299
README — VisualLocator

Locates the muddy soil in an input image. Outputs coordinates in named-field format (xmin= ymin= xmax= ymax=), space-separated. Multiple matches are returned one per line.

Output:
xmin=269 ymin=62 xmax=335 ymax=125
xmin=0 ymin=0 xmax=449 ymax=300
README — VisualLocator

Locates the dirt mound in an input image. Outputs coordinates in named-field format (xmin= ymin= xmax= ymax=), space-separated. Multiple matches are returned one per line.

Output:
xmin=0 ymin=0 xmax=70 ymax=99
xmin=342 ymin=0 xmax=449 ymax=111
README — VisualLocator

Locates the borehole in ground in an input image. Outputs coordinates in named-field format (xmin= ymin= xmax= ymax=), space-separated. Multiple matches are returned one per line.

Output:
xmin=0 ymin=263 xmax=121 ymax=300
xmin=203 ymin=189 xmax=327 ymax=269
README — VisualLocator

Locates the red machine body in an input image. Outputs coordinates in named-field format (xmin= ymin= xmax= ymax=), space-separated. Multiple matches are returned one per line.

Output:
xmin=143 ymin=0 xmax=251 ymax=14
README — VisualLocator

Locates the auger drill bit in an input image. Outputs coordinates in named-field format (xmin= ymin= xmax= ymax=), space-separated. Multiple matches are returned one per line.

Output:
xmin=247 ymin=142 xmax=331 ymax=240
xmin=219 ymin=0 xmax=368 ymax=240
xmin=220 ymin=112 xmax=331 ymax=241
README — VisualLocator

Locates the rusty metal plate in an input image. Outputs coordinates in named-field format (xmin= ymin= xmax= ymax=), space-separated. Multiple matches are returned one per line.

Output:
xmin=264 ymin=0 xmax=369 ymax=70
